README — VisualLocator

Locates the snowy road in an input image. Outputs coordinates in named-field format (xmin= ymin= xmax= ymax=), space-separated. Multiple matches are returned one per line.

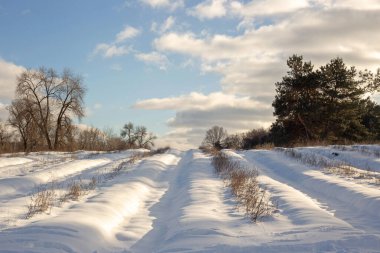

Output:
xmin=0 ymin=148 xmax=380 ymax=252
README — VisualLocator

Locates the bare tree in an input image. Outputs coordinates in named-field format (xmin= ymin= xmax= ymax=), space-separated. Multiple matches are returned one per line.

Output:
xmin=202 ymin=126 xmax=228 ymax=149
xmin=103 ymin=127 xmax=127 ymax=151
xmin=14 ymin=67 xmax=85 ymax=150
xmin=121 ymin=122 xmax=136 ymax=148
xmin=121 ymin=123 xmax=156 ymax=149
xmin=8 ymin=99 xmax=36 ymax=151
xmin=224 ymin=134 xmax=243 ymax=150
xmin=0 ymin=120 xmax=11 ymax=152
xmin=52 ymin=69 xmax=85 ymax=149
xmin=77 ymin=127 xmax=104 ymax=151
xmin=135 ymin=126 xmax=156 ymax=149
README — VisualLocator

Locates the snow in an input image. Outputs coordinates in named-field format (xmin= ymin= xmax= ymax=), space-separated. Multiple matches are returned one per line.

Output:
xmin=296 ymin=146 xmax=380 ymax=172
xmin=0 ymin=157 xmax=32 ymax=169
xmin=0 ymin=146 xmax=379 ymax=252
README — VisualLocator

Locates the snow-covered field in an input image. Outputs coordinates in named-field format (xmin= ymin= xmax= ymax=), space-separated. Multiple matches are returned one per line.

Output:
xmin=0 ymin=146 xmax=380 ymax=252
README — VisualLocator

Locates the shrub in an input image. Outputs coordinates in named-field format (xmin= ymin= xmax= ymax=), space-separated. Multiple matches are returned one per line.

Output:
xmin=223 ymin=134 xmax=243 ymax=150
xmin=202 ymin=126 xmax=228 ymax=150
xmin=151 ymin=146 xmax=170 ymax=155
xmin=26 ymin=184 xmax=56 ymax=218
xmin=278 ymin=147 xmax=380 ymax=184
xmin=242 ymin=128 xmax=271 ymax=149
xmin=211 ymin=151 xmax=274 ymax=222
xmin=66 ymin=181 xmax=83 ymax=201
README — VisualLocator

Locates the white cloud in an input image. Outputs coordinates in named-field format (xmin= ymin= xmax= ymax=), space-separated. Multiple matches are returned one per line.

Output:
xmin=0 ymin=59 xmax=25 ymax=101
xmin=151 ymin=16 xmax=175 ymax=34
xmin=189 ymin=0 xmax=227 ymax=20
xmin=134 ymin=91 xmax=269 ymax=110
xmin=230 ymin=0 xmax=309 ymax=18
xmin=148 ymin=3 xmax=380 ymax=147
xmin=154 ymin=32 xmax=206 ymax=57
xmin=140 ymin=0 xmax=184 ymax=10
xmin=141 ymin=0 xmax=170 ymax=7
xmin=115 ymin=26 xmax=140 ymax=43
xmin=0 ymin=102 xmax=8 ymax=120
xmin=155 ymin=32 xmax=254 ymax=62
xmin=154 ymin=128 xmax=206 ymax=150
xmin=314 ymin=0 xmax=380 ymax=10
xmin=93 ymin=43 xmax=130 ymax=58
xmin=134 ymin=91 xmax=273 ymax=147
xmin=162 ymin=16 xmax=175 ymax=32
xmin=0 ymin=58 xmax=25 ymax=120
xmin=92 ymin=25 xmax=140 ymax=58
xmin=155 ymin=8 xmax=380 ymax=97
xmin=167 ymin=106 xmax=273 ymax=130
xmin=135 ymin=51 xmax=169 ymax=70
xmin=95 ymin=1 xmax=380 ymax=148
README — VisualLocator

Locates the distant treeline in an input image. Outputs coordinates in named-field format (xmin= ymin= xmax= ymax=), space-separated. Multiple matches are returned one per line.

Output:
xmin=202 ymin=55 xmax=380 ymax=149
xmin=0 ymin=67 xmax=156 ymax=153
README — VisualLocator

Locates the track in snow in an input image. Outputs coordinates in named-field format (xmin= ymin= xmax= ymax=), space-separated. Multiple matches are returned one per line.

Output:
xmin=0 ymin=148 xmax=380 ymax=252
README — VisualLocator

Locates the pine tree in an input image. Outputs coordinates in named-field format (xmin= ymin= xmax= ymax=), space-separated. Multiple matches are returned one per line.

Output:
xmin=271 ymin=55 xmax=380 ymax=145
xmin=272 ymin=55 xmax=321 ymax=144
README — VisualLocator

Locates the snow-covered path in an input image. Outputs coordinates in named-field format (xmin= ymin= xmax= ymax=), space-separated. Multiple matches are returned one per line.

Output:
xmin=240 ymin=150 xmax=380 ymax=234
xmin=0 ymin=148 xmax=380 ymax=252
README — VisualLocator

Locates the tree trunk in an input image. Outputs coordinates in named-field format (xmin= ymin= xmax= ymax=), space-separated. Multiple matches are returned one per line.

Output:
xmin=297 ymin=113 xmax=311 ymax=140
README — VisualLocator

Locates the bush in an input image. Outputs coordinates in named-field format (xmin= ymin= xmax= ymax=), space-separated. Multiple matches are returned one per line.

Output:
xmin=26 ymin=184 xmax=56 ymax=218
xmin=151 ymin=146 xmax=170 ymax=155
xmin=211 ymin=152 xmax=274 ymax=222
xmin=223 ymin=134 xmax=243 ymax=150
xmin=64 ymin=180 xmax=83 ymax=201
xmin=242 ymin=128 xmax=271 ymax=149
xmin=202 ymin=126 xmax=228 ymax=150
xmin=278 ymin=147 xmax=380 ymax=184
xmin=200 ymin=145 xmax=220 ymax=156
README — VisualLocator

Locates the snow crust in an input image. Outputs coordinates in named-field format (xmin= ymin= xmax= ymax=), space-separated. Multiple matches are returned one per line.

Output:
xmin=0 ymin=147 xmax=379 ymax=252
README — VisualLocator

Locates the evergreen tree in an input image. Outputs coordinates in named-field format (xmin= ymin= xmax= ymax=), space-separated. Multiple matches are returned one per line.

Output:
xmin=272 ymin=55 xmax=321 ymax=144
xmin=318 ymin=58 xmax=368 ymax=141
xmin=361 ymin=99 xmax=380 ymax=140
xmin=271 ymin=55 xmax=380 ymax=145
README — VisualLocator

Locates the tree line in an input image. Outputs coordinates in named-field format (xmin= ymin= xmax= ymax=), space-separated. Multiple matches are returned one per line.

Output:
xmin=202 ymin=55 xmax=380 ymax=149
xmin=0 ymin=67 xmax=156 ymax=153
xmin=1 ymin=55 xmax=379 ymax=153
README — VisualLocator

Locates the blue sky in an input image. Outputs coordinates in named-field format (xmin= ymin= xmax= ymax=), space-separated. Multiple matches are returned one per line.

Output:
xmin=1 ymin=0 xmax=380 ymax=148
xmin=0 ymin=1 xmax=220 ymax=130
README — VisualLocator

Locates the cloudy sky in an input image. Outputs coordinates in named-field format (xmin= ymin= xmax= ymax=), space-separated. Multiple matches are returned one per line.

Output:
xmin=1 ymin=0 xmax=380 ymax=148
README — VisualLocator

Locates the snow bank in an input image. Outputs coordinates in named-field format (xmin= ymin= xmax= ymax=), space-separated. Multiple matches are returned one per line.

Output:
xmin=0 ymin=148 xmax=379 ymax=252
xmin=0 ymin=151 xmax=182 ymax=252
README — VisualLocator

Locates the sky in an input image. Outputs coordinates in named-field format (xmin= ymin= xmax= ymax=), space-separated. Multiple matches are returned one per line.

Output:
xmin=0 ymin=0 xmax=380 ymax=149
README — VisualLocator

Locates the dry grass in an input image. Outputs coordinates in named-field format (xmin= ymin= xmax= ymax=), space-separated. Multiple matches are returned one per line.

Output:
xmin=255 ymin=143 xmax=275 ymax=150
xmin=277 ymin=148 xmax=344 ymax=168
xmin=212 ymin=152 xmax=274 ymax=222
xmin=278 ymin=147 xmax=380 ymax=185
xmin=325 ymin=165 xmax=357 ymax=177
xmin=200 ymin=146 xmax=220 ymax=156
xmin=333 ymin=145 xmax=380 ymax=158
xmin=25 ymin=148 xmax=173 ymax=219
xmin=26 ymin=183 xmax=56 ymax=218
xmin=102 ymin=153 xmax=144 ymax=180
xmin=61 ymin=180 xmax=84 ymax=202
xmin=151 ymin=147 xmax=170 ymax=154
xmin=325 ymin=165 xmax=380 ymax=184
